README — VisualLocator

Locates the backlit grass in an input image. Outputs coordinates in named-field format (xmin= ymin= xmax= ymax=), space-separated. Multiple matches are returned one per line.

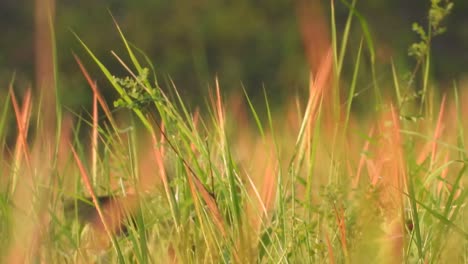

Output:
xmin=1 ymin=1 xmax=466 ymax=263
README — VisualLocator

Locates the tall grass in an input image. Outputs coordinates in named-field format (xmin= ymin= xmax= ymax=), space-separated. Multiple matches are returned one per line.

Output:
xmin=1 ymin=1 xmax=467 ymax=263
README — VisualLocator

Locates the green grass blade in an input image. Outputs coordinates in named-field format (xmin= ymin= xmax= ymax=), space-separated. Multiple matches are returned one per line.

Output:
xmin=339 ymin=0 xmax=375 ymax=64
xmin=411 ymin=194 xmax=468 ymax=240
xmin=407 ymin=167 xmax=424 ymax=259
xmin=344 ymin=39 xmax=363 ymax=132
xmin=73 ymin=32 xmax=154 ymax=134
xmin=336 ymin=0 xmax=357 ymax=77
xmin=110 ymin=13 xmax=145 ymax=77
xmin=443 ymin=164 xmax=466 ymax=218
xmin=243 ymin=87 xmax=265 ymax=138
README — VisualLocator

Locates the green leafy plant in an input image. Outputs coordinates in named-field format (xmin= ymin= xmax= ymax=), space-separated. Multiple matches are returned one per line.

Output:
xmin=409 ymin=0 xmax=453 ymax=60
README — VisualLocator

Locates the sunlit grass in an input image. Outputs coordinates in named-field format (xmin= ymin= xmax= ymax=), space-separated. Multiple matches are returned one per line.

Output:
xmin=1 ymin=2 xmax=467 ymax=263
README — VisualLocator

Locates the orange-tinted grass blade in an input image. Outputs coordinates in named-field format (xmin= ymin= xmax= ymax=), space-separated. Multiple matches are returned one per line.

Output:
xmin=167 ymin=243 xmax=178 ymax=264
xmin=298 ymin=49 xmax=332 ymax=158
xmin=150 ymin=130 xmax=180 ymax=231
xmin=354 ymin=126 xmax=374 ymax=188
xmin=296 ymin=0 xmax=331 ymax=75
xmin=261 ymin=159 xmax=277 ymax=216
xmin=189 ymin=170 xmax=226 ymax=237
xmin=390 ymin=104 xmax=406 ymax=192
xmin=152 ymin=133 xmax=168 ymax=191
xmin=73 ymin=54 xmax=118 ymax=133
xmin=333 ymin=204 xmax=348 ymax=258
xmin=430 ymin=94 xmax=446 ymax=169
xmin=305 ymin=48 xmax=333 ymax=150
xmin=9 ymin=87 xmax=32 ymax=193
xmin=417 ymin=143 xmax=431 ymax=165
xmin=308 ymin=48 xmax=333 ymax=118
xmin=150 ymin=114 xmax=230 ymax=243
xmin=186 ymin=165 xmax=241 ymax=263
xmin=70 ymin=144 xmax=114 ymax=244
xmin=366 ymin=156 xmax=383 ymax=186
xmin=192 ymin=108 xmax=200 ymax=129
xmin=297 ymin=0 xmax=336 ymax=123
xmin=10 ymin=87 xmax=32 ymax=166
xmin=381 ymin=105 xmax=405 ymax=262
xmin=190 ymin=109 xmax=200 ymax=155
xmin=324 ymin=230 xmax=336 ymax=264
xmin=437 ymin=152 xmax=450 ymax=197
xmin=417 ymin=95 xmax=447 ymax=167
xmin=91 ymin=92 xmax=98 ymax=185
xmin=215 ymin=77 xmax=225 ymax=129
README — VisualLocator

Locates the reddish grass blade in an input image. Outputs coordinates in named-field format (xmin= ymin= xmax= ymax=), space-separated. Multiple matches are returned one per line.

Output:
xmin=70 ymin=144 xmax=114 ymax=244
xmin=261 ymin=159 xmax=277 ymax=217
xmin=354 ymin=126 xmax=374 ymax=188
xmin=9 ymin=87 xmax=32 ymax=192
xmin=189 ymin=169 xmax=227 ymax=237
xmin=91 ymin=92 xmax=98 ymax=185
xmin=437 ymin=153 xmax=450 ymax=197
xmin=430 ymin=94 xmax=447 ymax=168
xmin=333 ymin=204 xmax=348 ymax=259
xmin=417 ymin=94 xmax=447 ymax=167
xmin=215 ymin=77 xmax=225 ymax=131
xmin=324 ymin=230 xmax=336 ymax=264
xmin=73 ymin=54 xmax=118 ymax=131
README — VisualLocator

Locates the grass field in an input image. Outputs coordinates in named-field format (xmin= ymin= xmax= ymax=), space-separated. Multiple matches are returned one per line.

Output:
xmin=1 ymin=1 xmax=467 ymax=263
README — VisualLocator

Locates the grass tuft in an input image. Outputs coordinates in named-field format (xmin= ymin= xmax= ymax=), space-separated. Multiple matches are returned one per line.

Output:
xmin=1 ymin=1 xmax=466 ymax=263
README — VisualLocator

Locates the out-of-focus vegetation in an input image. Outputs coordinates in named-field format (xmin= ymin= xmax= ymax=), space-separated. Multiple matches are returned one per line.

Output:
xmin=1 ymin=1 xmax=467 ymax=108
xmin=0 ymin=1 xmax=467 ymax=263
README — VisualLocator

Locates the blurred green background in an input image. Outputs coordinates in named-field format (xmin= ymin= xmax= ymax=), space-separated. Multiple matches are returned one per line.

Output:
xmin=1 ymin=0 xmax=467 ymax=109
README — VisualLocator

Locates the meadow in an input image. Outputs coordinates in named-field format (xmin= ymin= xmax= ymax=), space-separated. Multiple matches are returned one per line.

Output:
xmin=0 ymin=1 xmax=466 ymax=263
